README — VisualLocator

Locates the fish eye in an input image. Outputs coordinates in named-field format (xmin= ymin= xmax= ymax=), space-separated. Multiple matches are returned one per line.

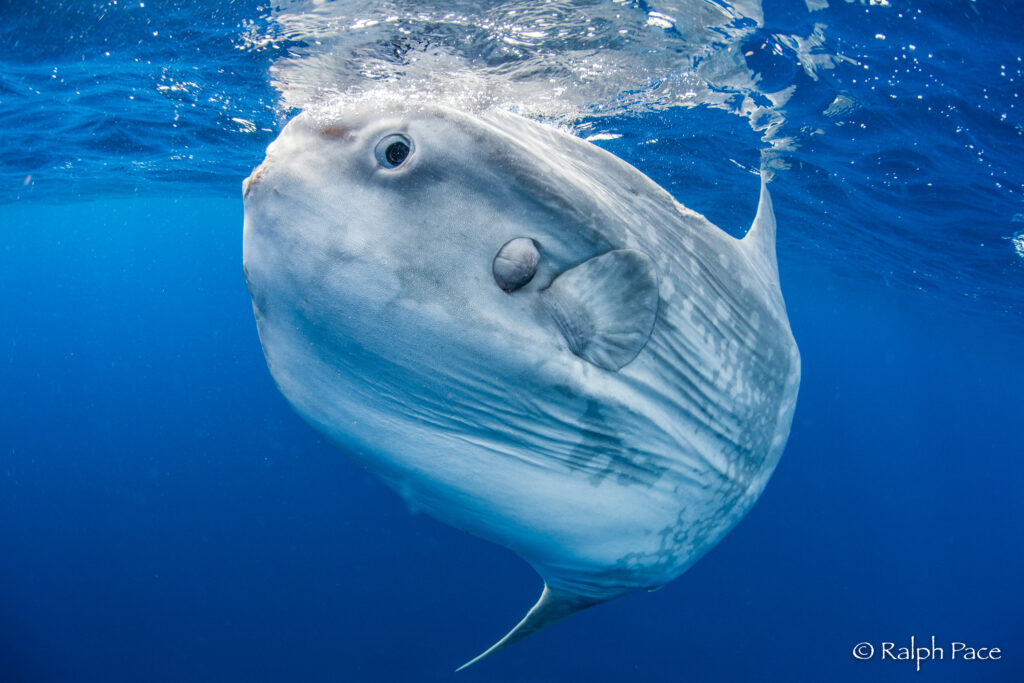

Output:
xmin=493 ymin=237 xmax=540 ymax=293
xmin=374 ymin=133 xmax=412 ymax=169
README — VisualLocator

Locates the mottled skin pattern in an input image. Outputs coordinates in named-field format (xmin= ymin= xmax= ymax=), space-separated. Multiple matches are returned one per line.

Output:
xmin=242 ymin=101 xmax=800 ymax=662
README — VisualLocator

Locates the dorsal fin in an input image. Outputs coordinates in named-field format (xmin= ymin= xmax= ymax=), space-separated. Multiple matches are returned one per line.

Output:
xmin=742 ymin=173 xmax=779 ymax=286
xmin=455 ymin=584 xmax=602 ymax=671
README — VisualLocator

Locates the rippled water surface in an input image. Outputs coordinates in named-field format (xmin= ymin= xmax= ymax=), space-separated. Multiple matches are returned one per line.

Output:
xmin=4 ymin=0 xmax=1023 ymax=318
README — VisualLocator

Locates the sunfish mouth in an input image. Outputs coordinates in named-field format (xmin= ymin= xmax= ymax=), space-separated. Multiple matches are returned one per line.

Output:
xmin=242 ymin=162 xmax=266 ymax=199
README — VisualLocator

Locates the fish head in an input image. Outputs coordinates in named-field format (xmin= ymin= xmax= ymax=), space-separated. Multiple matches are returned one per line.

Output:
xmin=243 ymin=101 xmax=660 ymax=409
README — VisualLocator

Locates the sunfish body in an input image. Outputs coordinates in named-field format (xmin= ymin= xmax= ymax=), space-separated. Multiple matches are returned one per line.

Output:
xmin=242 ymin=101 xmax=800 ymax=667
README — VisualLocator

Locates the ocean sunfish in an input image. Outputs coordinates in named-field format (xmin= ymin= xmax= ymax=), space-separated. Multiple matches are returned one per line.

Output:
xmin=242 ymin=101 xmax=800 ymax=668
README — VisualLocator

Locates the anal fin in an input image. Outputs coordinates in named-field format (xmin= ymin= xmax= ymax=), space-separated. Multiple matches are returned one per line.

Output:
xmin=455 ymin=584 xmax=602 ymax=671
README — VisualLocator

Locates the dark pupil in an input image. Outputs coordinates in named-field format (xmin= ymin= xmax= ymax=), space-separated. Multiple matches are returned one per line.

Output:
xmin=385 ymin=140 xmax=409 ymax=166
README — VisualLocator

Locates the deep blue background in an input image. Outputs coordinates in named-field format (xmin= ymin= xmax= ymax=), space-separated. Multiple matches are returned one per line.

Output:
xmin=2 ymin=0 xmax=1024 ymax=679
xmin=1 ymin=197 xmax=1020 ymax=682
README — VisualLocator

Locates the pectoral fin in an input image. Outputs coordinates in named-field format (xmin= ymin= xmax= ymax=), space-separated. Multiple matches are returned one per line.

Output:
xmin=541 ymin=249 xmax=659 ymax=371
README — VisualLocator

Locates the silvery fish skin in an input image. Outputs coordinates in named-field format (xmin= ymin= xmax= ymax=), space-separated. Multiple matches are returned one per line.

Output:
xmin=242 ymin=102 xmax=800 ymax=667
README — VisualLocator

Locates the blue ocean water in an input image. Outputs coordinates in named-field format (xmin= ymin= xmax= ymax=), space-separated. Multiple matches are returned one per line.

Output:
xmin=1 ymin=1 xmax=1022 ymax=682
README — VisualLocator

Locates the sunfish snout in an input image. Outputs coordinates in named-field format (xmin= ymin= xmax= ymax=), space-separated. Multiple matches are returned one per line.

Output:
xmin=242 ymin=162 xmax=267 ymax=199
